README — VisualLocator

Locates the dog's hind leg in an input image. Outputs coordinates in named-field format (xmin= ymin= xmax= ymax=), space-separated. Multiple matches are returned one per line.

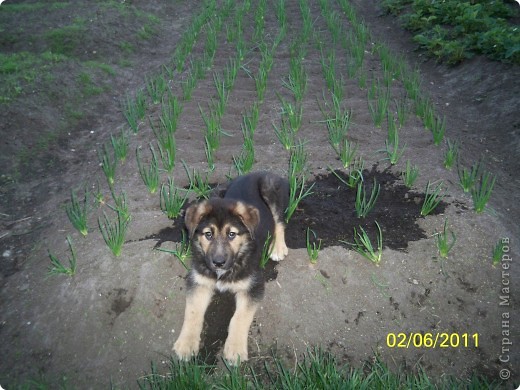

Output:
xmin=223 ymin=291 xmax=258 ymax=364
xmin=259 ymin=173 xmax=289 ymax=261
xmin=173 ymin=283 xmax=214 ymax=360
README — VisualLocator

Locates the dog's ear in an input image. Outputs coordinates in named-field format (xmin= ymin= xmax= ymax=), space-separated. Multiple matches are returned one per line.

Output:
xmin=233 ymin=202 xmax=260 ymax=239
xmin=185 ymin=201 xmax=212 ymax=237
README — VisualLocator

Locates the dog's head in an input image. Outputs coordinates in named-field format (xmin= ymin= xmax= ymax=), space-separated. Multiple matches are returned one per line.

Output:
xmin=185 ymin=198 xmax=260 ymax=277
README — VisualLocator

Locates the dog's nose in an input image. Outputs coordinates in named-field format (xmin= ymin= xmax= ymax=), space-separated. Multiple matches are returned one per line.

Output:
xmin=212 ymin=256 xmax=226 ymax=268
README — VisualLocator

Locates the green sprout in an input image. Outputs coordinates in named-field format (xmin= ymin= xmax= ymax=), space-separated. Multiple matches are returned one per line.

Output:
xmin=355 ymin=178 xmax=380 ymax=218
xmin=48 ymin=236 xmax=77 ymax=276
xmin=156 ymin=230 xmax=191 ymax=270
xmin=136 ymin=145 xmax=160 ymax=194
xmin=98 ymin=211 xmax=130 ymax=257
xmin=306 ymin=228 xmax=322 ymax=264
xmin=343 ymin=221 xmax=383 ymax=265
xmin=401 ymin=160 xmax=419 ymax=188
xmin=435 ymin=218 xmax=456 ymax=258
xmin=160 ymin=178 xmax=190 ymax=219
xmin=421 ymin=181 xmax=445 ymax=216
xmin=471 ymin=171 xmax=496 ymax=213
xmin=65 ymin=188 xmax=89 ymax=236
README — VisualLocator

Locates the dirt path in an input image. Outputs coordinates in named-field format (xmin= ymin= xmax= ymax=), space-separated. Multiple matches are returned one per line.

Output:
xmin=0 ymin=1 xmax=518 ymax=388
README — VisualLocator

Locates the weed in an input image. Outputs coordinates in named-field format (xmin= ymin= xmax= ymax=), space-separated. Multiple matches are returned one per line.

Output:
xmin=65 ymin=188 xmax=89 ymax=236
xmin=435 ymin=218 xmax=456 ymax=258
xmin=401 ymin=160 xmax=419 ymax=188
xmin=48 ymin=236 xmax=77 ymax=276
xmin=156 ymin=231 xmax=192 ymax=270
xmin=458 ymin=161 xmax=481 ymax=192
xmin=471 ymin=171 xmax=496 ymax=213
xmin=443 ymin=139 xmax=458 ymax=170
xmin=355 ymin=178 xmax=380 ymax=218
xmin=343 ymin=221 xmax=383 ymax=265
xmin=136 ymin=145 xmax=160 ymax=194
xmin=98 ymin=144 xmax=117 ymax=188
xmin=306 ymin=228 xmax=322 ymax=264
xmin=182 ymin=161 xmax=212 ymax=200
xmin=98 ymin=211 xmax=130 ymax=257
xmin=160 ymin=178 xmax=190 ymax=219
xmin=421 ymin=181 xmax=445 ymax=216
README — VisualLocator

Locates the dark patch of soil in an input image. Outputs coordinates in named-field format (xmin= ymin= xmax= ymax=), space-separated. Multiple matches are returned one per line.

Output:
xmin=286 ymin=166 xmax=447 ymax=251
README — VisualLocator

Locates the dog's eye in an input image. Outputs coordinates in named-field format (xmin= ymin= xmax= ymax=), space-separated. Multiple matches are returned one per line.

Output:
xmin=204 ymin=231 xmax=213 ymax=240
xmin=228 ymin=231 xmax=237 ymax=240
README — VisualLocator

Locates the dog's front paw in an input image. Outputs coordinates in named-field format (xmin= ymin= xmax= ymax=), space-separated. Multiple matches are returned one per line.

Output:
xmin=223 ymin=338 xmax=248 ymax=365
xmin=173 ymin=335 xmax=200 ymax=360
xmin=270 ymin=239 xmax=288 ymax=261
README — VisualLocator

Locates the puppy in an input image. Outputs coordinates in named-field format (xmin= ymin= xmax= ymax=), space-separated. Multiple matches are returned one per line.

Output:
xmin=173 ymin=172 xmax=289 ymax=364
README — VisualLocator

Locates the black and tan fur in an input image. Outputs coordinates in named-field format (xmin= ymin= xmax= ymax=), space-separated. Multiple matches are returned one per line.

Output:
xmin=173 ymin=172 xmax=289 ymax=364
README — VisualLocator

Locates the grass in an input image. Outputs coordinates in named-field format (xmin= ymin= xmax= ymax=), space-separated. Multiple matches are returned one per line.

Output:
xmin=98 ymin=211 xmax=130 ymax=257
xmin=138 ymin=348 xmax=498 ymax=389
xmin=343 ymin=221 xmax=383 ymax=265
xmin=306 ymin=228 xmax=322 ymax=264
xmin=401 ymin=160 xmax=419 ymax=188
xmin=48 ymin=236 xmax=77 ymax=277
xmin=355 ymin=178 xmax=380 ymax=218
xmin=471 ymin=171 xmax=496 ymax=213
xmin=421 ymin=181 xmax=445 ymax=216
xmin=435 ymin=218 xmax=456 ymax=258
xmin=65 ymin=188 xmax=89 ymax=236
xmin=136 ymin=145 xmax=160 ymax=194
xmin=160 ymin=178 xmax=190 ymax=219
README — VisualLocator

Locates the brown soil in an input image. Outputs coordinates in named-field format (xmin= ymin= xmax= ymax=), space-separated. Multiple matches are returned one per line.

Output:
xmin=0 ymin=0 xmax=518 ymax=389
